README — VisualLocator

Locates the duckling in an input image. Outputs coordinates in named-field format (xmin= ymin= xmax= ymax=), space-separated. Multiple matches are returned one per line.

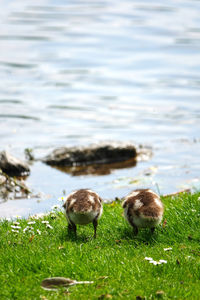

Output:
xmin=122 ymin=189 xmax=164 ymax=235
xmin=63 ymin=189 xmax=103 ymax=238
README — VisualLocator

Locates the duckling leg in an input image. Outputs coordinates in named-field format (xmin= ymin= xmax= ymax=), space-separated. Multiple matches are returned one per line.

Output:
xmin=93 ymin=219 xmax=98 ymax=239
xmin=151 ymin=227 xmax=155 ymax=234
xmin=128 ymin=218 xmax=138 ymax=235
xmin=68 ymin=221 xmax=77 ymax=236
xmin=133 ymin=225 xmax=138 ymax=235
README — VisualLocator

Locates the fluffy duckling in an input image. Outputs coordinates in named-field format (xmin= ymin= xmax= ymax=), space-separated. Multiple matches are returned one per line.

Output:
xmin=63 ymin=189 xmax=103 ymax=238
xmin=122 ymin=189 xmax=164 ymax=235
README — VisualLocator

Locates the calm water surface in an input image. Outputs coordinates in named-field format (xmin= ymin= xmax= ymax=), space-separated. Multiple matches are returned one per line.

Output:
xmin=0 ymin=0 xmax=200 ymax=217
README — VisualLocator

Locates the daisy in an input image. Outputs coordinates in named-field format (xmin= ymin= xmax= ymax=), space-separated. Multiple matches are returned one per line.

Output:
xmin=28 ymin=221 xmax=36 ymax=225
xmin=13 ymin=221 xmax=20 ymax=225
xmin=58 ymin=196 xmax=65 ymax=202
xmin=159 ymin=260 xmax=167 ymax=264
xmin=164 ymin=247 xmax=172 ymax=251
xmin=46 ymin=224 xmax=53 ymax=229
xmin=11 ymin=225 xmax=21 ymax=229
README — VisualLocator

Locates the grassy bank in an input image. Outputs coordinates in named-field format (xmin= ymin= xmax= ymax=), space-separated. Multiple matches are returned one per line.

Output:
xmin=0 ymin=192 xmax=199 ymax=300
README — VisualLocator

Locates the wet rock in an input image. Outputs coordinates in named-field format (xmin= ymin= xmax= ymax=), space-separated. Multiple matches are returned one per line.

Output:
xmin=42 ymin=143 xmax=138 ymax=167
xmin=0 ymin=174 xmax=6 ymax=185
xmin=0 ymin=169 xmax=30 ymax=202
xmin=0 ymin=151 xmax=30 ymax=177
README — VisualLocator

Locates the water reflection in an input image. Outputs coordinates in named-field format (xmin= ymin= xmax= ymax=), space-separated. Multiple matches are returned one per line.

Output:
xmin=52 ymin=158 xmax=137 ymax=176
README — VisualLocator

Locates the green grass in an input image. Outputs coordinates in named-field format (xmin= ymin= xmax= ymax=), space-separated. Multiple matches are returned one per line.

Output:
xmin=0 ymin=192 xmax=199 ymax=300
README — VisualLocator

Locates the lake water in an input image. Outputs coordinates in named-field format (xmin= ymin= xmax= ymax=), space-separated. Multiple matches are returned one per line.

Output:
xmin=0 ymin=0 xmax=200 ymax=218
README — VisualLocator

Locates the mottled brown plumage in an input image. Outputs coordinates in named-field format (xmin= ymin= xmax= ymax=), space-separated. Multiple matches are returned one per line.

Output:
xmin=63 ymin=189 xmax=103 ymax=238
xmin=122 ymin=189 xmax=164 ymax=235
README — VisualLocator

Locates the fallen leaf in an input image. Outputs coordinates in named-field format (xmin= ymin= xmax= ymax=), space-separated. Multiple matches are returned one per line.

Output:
xmin=180 ymin=245 xmax=187 ymax=249
xmin=98 ymin=294 xmax=112 ymax=299
xmin=115 ymin=240 xmax=121 ymax=244
xmin=41 ymin=277 xmax=93 ymax=290
xmin=156 ymin=290 xmax=165 ymax=297
xmin=98 ymin=276 xmax=108 ymax=280
xmin=58 ymin=246 xmax=65 ymax=250
xmin=29 ymin=235 xmax=35 ymax=242
xmin=162 ymin=219 xmax=167 ymax=228
xmin=96 ymin=285 xmax=103 ymax=289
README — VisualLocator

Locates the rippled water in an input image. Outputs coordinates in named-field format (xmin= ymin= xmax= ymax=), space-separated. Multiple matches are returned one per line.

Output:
xmin=1 ymin=0 xmax=200 ymax=218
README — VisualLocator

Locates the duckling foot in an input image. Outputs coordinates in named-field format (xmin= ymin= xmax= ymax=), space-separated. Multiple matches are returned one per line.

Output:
xmin=93 ymin=219 xmax=98 ymax=239
xmin=133 ymin=226 xmax=138 ymax=236
xmin=68 ymin=222 xmax=77 ymax=237
xmin=128 ymin=218 xmax=138 ymax=235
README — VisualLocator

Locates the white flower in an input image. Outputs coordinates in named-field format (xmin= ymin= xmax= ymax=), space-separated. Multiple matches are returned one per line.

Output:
xmin=13 ymin=221 xmax=20 ymax=225
xmin=164 ymin=247 xmax=172 ymax=251
xmin=11 ymin=229 xmax=19 ymax=233
xmin=28 ymin=221 xmax=36 ymax=225
xmin=23 ymin=226 xmax=34 ymax=232
xmin=37 ymin=229 xmax=41 ymax=235
xmin=159 ymin=260 xmax=167 ymax=264
xmin=31 ymin=213 xmax=47 ymax=219
xmin=149 ymin=260 xmax=161 ymax=265
xmin=13 ymin=215 xmax=22 ymax=219
xmin=58 ymin=196 xmax=65 ymax=202
xmin=49 ymin=212 xmax=56 ymax=218
xmin=23 ymin=226 xmax=29 ymax=232
xmin=11 ymin=225 xmax=21 ymax=229
xmin=145 ymin=257 xmax=167 ymax=265
xmin=42 ymin=220 xmax=49 ymax=224
xmin=46 ymin=224 xmax=53 ymax=229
